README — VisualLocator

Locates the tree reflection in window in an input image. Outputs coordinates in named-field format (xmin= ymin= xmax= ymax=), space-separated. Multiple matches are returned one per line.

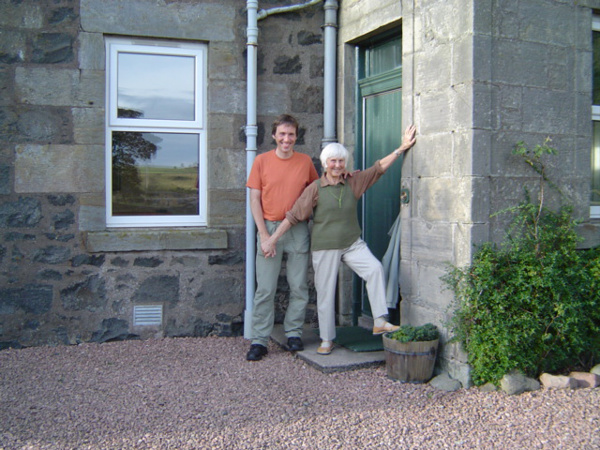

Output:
xmin=112 ymin=108 xmax=159 ymax=215
xmin=111 ymin=109 xmax=199 ymax=216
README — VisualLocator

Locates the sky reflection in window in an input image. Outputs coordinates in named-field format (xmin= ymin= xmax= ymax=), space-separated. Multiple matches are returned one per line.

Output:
xmin=117 ymin=52 xmax=195 ymax=121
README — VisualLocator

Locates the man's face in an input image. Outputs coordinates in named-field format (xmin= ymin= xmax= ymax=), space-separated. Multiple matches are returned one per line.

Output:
xmin=273 ymin=123 xmax=297 ymax=155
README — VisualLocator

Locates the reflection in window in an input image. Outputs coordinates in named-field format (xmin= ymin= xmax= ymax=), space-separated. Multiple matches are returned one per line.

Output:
xmin=112 ymin=132 xmax=199 ymax=216
xmin=117 ymin=53 xmax=195 ymax=121
xmin=365 ymin=36 xmax=401 ymax=78
xmin=594 ymin=30 xmax=600 ymax=105
xmin=593 ymin=26 xmax=600 ymax=211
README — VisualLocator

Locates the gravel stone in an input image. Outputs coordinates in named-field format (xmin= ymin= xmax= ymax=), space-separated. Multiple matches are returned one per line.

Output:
xmin=0 ymin=337 xmax=598 ymax=449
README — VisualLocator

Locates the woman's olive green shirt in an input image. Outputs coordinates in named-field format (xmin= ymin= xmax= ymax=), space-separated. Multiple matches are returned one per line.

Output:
xmin=285 ymin=161 xmax=385 ymax=251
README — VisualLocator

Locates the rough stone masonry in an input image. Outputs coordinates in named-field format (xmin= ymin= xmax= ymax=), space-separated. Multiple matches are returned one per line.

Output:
xmin=0 ymin=0 xmax=324 ymax=348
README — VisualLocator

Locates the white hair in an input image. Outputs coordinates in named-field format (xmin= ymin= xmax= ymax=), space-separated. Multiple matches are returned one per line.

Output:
xmin=320 ymin=143 xmax=354 ymax=172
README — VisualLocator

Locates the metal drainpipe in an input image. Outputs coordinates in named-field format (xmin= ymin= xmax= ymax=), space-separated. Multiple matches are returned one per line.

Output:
xmin=257 ymin=0 xmax=323 ymax=20
xmin=245 ymin=0 xmax=259 ymax=339
xmin=322 ymin=0 xmax=338 ymax=147
xmin=244 ymin=0 xmax=338 ymax=339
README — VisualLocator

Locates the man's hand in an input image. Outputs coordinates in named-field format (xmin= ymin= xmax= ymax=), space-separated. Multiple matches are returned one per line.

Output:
xmin=260 ymin=218 xmax=291 ymax=258
xmin=261 ymin=236 xmax=277 ymax=258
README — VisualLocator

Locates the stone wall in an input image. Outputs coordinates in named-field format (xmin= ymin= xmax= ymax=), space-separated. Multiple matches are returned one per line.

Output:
xmin=399 ymin=0 xmax=600 ymax=387
xmin=335 ymin=0 xmax=600 ymax=387
xmin=0 ymin=0 xmax=325 ymax=348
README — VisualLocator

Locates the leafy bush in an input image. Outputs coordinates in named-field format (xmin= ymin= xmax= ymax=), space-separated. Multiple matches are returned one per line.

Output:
xmin=442 ymin=140 xmax=600 ymax=386
xmin=387 ymin=323 xmax=439 ymax=343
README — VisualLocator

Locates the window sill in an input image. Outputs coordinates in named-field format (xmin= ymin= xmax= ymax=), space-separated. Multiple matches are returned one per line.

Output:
xmin=83 ymin=228 xmax=228 ymax=253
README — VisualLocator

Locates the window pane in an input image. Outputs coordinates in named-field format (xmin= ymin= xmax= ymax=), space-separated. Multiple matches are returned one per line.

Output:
xmin=365 ymin=37 xmax=401 ymax=78
xmin=593 ymin=123 xmax=600 ymax=205
xmin=117 ymin=53 xmax=195 ymax=121
xmin=112 ymin=132 xmax=199 ymax=216
xmin=594 ymin=31 xmax=600 ymax=105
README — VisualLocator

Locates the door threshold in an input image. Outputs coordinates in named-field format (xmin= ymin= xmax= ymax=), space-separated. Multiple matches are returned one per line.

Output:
xmin=271 ymin=324 xmax=385 ymax=373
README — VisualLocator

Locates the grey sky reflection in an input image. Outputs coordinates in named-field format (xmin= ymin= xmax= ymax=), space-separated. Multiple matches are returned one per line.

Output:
xmin=138 ymin=133 xmax=198 ymax=168
xmin=117 ymin=52 xmax=195 ymax=121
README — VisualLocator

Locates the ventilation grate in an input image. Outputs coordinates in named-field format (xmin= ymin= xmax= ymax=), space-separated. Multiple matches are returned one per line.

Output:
xmin=133 ymin=305 xmax=163 ymax=326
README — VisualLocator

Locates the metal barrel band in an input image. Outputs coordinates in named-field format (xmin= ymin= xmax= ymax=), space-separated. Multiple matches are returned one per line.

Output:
xmin=385 ymin=348 xmax=436 ymax=357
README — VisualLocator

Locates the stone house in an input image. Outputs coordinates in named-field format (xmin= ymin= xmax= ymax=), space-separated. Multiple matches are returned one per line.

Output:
xmin=1 ymin=0 xmax=599 ymax=387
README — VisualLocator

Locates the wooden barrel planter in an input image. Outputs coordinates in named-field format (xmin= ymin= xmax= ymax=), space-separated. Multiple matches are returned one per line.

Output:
xmin=382 ymin=334 xmax=439 ymax=383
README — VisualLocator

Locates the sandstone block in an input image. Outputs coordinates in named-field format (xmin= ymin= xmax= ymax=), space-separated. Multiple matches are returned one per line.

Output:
xmin=568 ymin=372 xmax=600 ymax=389
xmin=540 ymin=373 xmax=578 ymax=389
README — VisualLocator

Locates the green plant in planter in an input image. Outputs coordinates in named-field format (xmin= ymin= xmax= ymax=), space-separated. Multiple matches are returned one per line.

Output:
xmin=442 ymin=139 xmax=600 ymax=386
xmin=386 ymin=323 xmax=439 ymax=343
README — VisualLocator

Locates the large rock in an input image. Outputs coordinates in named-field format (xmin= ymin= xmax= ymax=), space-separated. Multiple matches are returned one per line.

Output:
xmin=568 ymin=372 xmax=600 ymax=388
xmin=540 ymin=373 xmax=578 ymax=389
xmin=429 ymin=372 xmax=462 ymax=392
xmin=478 ymin=382 xmax=498 ymax=392
xmin=500 ymin=371 xmax=540 ymax=395
xmin=91 ymin=318 xmax=138 ymax=343
xmin=0 ymin=284 xmax=53 ymax=314
xmin=60 ymin=275 xmax=107 ymax=312
xmin=0 ymin=197 xmax=42 ymax=228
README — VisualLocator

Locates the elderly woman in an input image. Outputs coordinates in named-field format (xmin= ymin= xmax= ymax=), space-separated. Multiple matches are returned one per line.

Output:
xmin=263 ymin=125 xmax=417 ymax=355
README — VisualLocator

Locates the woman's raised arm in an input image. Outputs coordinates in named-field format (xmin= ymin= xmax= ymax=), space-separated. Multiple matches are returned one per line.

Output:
xmin=379 ymin=124 xmax=416 ymax=172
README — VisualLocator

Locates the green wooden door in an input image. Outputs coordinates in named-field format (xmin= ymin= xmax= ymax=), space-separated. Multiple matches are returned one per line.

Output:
xmin=355 ymin=34 xmax=402 ymax=319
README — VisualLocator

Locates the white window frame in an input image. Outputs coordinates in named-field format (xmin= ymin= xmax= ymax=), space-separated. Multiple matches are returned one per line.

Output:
xmin=105 ymin=37 xmax=207 ymax=227
xmin=592 ymin=17 xmax=600 ymax=219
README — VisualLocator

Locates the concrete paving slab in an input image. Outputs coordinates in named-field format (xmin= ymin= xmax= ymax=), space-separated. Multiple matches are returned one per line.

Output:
xmin=271 ymin=324 xmax=385 ymax=373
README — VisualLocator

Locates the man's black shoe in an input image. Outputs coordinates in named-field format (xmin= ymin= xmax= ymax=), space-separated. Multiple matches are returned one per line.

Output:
xmin=246 ymin=344 xmax=268 ymax=361
xmin=287 ymin=337 xmax=304 ymax=352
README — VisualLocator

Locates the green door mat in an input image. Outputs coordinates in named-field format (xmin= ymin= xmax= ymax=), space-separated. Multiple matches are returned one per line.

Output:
xmin=316 ymin=326 xmax=384 ymax=352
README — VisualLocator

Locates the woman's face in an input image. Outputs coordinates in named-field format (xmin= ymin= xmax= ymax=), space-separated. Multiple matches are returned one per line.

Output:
xmin=326 ymin=157 xmax=346 ymax=177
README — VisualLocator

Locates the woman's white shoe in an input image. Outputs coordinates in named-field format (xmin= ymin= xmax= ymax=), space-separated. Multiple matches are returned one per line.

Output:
xmin=316 ymin=340 xmax=334 ymax=355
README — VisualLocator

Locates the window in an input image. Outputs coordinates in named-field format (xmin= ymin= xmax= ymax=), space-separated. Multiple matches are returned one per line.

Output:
xmin=592 ymin=17 xmax=600 ymax=218
xmin=105 ymin=37 xmax=207 ymax=227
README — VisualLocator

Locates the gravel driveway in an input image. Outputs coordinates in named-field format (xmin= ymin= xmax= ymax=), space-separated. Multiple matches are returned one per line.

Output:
xmin=1 ymin=336 xmax=598 ymax=449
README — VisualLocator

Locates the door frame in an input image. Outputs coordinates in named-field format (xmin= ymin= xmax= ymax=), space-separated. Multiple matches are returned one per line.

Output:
xmin=352 ymin=31 xmax=403 ymax=324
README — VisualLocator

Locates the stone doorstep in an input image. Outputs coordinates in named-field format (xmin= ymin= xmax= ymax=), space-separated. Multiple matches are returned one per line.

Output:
xmin=271 ymin=324 xmax=385 ymax=373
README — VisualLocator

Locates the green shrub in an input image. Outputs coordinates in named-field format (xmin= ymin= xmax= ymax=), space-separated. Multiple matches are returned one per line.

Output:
xmin=387 ymin=323 xmax=439 ymax=343
xmin=442 ymin=140 xmax=600 ymax=386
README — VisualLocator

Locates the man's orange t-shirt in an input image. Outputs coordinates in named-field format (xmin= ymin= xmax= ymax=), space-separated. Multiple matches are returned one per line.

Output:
xmin=246 ymin=150 xmax=319 ymax=221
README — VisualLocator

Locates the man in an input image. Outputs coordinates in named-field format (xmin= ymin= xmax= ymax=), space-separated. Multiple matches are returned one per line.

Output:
xmin=246 ymin=114 xmax=319 ymax=361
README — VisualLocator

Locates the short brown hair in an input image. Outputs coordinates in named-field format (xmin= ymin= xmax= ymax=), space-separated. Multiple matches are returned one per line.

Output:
xmin=271 ymin=114 xmax=299 ymax=136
